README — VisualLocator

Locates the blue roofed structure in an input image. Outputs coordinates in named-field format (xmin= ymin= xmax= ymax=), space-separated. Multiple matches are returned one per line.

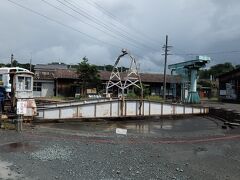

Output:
xmin=169 ymin=56 xmax=210 ymax=103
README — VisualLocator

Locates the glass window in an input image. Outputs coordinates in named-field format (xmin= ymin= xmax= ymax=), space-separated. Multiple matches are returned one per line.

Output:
xmin=33 ymin=82 xmax=42 ymax=91
xmin=17 ymin=76 xmax=32 ymax=91
xmin=18 ymin=76 xmax=24 ymax=91
xmin=25 ymin=77 xmax=32 ymax=90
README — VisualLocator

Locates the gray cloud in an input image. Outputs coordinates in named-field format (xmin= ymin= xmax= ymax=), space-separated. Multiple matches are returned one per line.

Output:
xmin=0 ymin=0 xmax=240 ymax=72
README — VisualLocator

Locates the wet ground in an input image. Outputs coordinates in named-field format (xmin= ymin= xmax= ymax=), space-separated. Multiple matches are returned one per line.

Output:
xmin=201 ymin=101 xmax=240 ymax=112
xmin=37 ymin=116 xmax=224 ymax=138
xmin=0 ymin=116 xmax=240 ymax=180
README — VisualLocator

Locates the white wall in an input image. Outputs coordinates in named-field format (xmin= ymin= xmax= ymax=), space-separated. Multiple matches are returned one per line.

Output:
xmin=33 ymin=81 xmax=54 ymax=97
xmin=42 ymin=82 xmax=54 ymax=97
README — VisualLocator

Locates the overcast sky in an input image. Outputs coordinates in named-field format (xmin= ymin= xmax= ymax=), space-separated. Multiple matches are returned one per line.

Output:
xmin=0 ymin=0 xmax=240 ymax=72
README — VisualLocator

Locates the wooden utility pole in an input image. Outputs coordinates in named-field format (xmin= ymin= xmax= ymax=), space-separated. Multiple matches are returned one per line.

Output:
xmin=30 ymin=53 xmax=32 ymax=71
xmin=162 ymin=35 xmax=171 ymax=101
xmin=11 ymin=54 xmax=14 ymax=67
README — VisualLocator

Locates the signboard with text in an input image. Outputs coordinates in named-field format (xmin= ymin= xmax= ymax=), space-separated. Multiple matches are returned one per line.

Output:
xmin=17 ymin=101 xmax=27 ymax=115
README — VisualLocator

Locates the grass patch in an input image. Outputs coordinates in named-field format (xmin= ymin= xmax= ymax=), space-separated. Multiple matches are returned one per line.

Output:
xmin=145 ymin=95 xmax=163 ymax=102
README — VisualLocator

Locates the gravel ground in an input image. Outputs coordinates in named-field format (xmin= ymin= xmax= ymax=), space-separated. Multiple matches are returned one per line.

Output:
xmin=0 ymin=116 xmax=240 ymax=180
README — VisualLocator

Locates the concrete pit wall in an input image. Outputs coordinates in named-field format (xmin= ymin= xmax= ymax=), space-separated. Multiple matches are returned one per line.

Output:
xmin=209 ymin=107 xmax=240 ymax=124
xmin=35 ymin=99 xmax=209 ymax=121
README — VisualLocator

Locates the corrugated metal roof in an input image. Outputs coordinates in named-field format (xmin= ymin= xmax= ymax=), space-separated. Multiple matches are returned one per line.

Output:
xmin=34 ymin=69 xmax=181 ymax=83
xmin=35 ymin=63 xmax=68 ymax=70
xmin=34 ymin=69 xmax=78 ymax=80
xmin=99 ymin=71 xmax=181 ymax=83
xmin=54 ymin=69 xmax=78 ymax=79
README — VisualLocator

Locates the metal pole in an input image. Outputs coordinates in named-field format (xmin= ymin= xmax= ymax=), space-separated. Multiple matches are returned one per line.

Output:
xmin=163 ymin=35 xmax=168 ymax=101
xmin=16 ymin=115 xmax=23 ymax=132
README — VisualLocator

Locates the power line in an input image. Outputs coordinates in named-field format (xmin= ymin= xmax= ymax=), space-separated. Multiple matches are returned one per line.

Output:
xmin=6 ymin=0 xmax=159 ymax=66
xmin=79 ymin=0 xmax=160 ymax=51
xmin=5 ymin=0 xmax=147 ymax=66
xmin=55 ymin=0 xmax=144 ymax=50
xmin=89 ymin=0 xmax=160 ymax=46
xmin=174 ymin=50 xmax=240 ymax=56
xmin=7 ymin=0 xmax=123 ymax=50
xmin=0 ymin=57 xmax=10 ymax=60
xmin=40 ymin=0 xmax=140 ymax=50
xmin=81 ymin=0 xmax=160 ymax=47
xmin=58 ymin=0 xmax=158 ymax=51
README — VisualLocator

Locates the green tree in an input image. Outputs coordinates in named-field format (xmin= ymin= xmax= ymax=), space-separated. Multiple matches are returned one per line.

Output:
xmin=128 ymin=84 xmax=150 ymax=98
xmin=199 ymin=62 xmax=235 ymax=79
xmin=199 ymin=69 xmax=210 ymax=79
xmin=105 ymin=65 xmax=114 ymax=71
xmin=209 ymin=62 xmax=234 ymax=79
xmin=5 ymin=60 xmax=19 ymax=67
xmin=77 ymin=57 xmax=100 ymax=97
xmin=4 ymin=60 xmax=34 ymax=71
xmin=236 ymin=64 xmax=240 ymax=69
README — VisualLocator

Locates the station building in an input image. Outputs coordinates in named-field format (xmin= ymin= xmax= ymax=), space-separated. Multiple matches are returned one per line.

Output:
xmin=33 ymin=63 xmax=181 ymax=98
xmin=218 ymin=68 xmax=240 ymax=102
xmin=99 ymin=71 xmax=181 ymax=98
xmin=34 ymin=63 xmax=78 ymax=97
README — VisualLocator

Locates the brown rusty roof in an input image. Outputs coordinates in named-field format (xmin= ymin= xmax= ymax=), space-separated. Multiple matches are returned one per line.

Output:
xmin=34 ymin=69 xmax=78 ymax=80
xmin=140 ymin=73 xmax=181 ymax=83
xmin=34 ymin=72 xmax=55 ymax=80
xmin=35 ymin=63 xmax=68 ymax=70
xmin=99 ymin=71 xmax=181 ymax=83
xmin=54 ymin=69 xmax=78 ymax=79
xmin=34 ymin=69 xmax=181 ymax=83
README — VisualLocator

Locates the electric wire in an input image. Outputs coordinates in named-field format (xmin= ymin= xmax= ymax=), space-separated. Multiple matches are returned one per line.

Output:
xmin=174 ymin=50 xmax=240 ymax=56
xmin=85 ymin=0 xmax=160 ymax=47
xmin=55 ymin=0 xmax=145 ymax=50
xmin=58 ymin=0 xmax=159 ymax=51
xmin=10 ymin=0 xmax=237 ymax=66
xmin=40 ymin=0 xmax=141 ymax=50
xmin=7 ymin=0 xmax=123 ymax=50
xmin=7 ymin=0 xmax=163 ymax=61
xmin=75 ymin=0 xmax=159 ymax=47
xmin=6 ymin=0 xmax=147 ymax=64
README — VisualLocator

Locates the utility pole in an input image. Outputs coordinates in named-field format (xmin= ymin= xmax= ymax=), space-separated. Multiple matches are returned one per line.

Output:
xmin=162 ymin=35 xmax=171 ymax=101
xmin=11 ymin=54 xmax=14 ymax=67
xmin=30 ymin=53 xmax=32 ymax=71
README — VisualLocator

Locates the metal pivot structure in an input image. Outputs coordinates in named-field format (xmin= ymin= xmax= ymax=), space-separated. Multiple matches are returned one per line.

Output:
xmin=105 ymin=52 xmax=125 ymax=95
xmin=106 ymin=49 xmax=143 ymax=97
xmin=123 ymin=52 xmax=143 ymax=94
xmin=106 ymin=49 xmax=143 ymax=115
xmin=168 ymin=56 xmax=210 ymax=104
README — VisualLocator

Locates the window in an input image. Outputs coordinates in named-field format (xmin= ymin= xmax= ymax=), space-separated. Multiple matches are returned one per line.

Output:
xmin=17 ymin=76 xmax=32 ymax=91
xmin=18 ymin=76 xmax=24 ymax=91
xmin=25 ymin=77 xmax=32 ymax=90
xmin=33 ymin=82 xmax=42 ymax=91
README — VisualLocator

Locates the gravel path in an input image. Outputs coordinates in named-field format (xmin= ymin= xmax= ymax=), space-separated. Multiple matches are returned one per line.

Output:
xmin=0 ymin=116 xmax=240 ymax=180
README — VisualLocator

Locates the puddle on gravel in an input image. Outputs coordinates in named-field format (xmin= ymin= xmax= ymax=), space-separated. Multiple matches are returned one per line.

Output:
xmin=0 ymin=142 xmax=36 ymax=153
xmin=42 ymin=116 xmax=222 ymax=135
